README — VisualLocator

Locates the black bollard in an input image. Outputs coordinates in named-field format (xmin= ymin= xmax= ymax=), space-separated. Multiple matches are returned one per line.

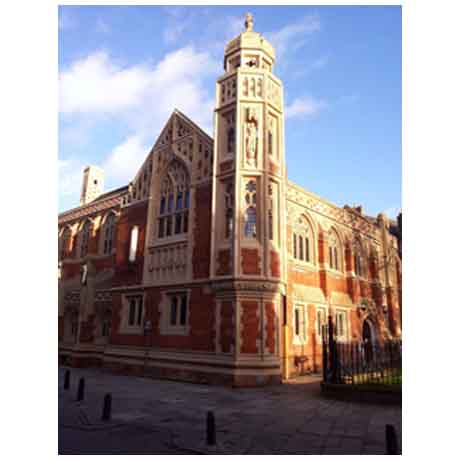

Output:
xmin=64 ymin=370 xmax=70 ymax=390
xmin=206 ymin=411 xmax=216 ymax=446
xmin=77 ymin=377 xmax=85 ymax=402
xmin=385 ymin=424 xmax=399 ymax=454
xmin=101 ymin=393 xmax=112 ymax=421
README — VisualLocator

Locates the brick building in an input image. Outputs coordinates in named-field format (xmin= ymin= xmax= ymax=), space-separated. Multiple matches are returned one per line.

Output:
xmin=58 ymin=14 xmax=402 ymax=386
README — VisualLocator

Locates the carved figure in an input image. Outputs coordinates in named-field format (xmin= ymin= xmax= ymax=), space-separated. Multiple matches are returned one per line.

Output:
xmin=245 ymin=108 xmax=258 ymax=166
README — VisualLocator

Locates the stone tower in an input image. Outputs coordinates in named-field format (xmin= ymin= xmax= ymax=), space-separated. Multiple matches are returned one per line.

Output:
xmin=80 ymin=165 xmax=104 ymax=205
xmin=210 ymin=13 xmax=287 ymax=385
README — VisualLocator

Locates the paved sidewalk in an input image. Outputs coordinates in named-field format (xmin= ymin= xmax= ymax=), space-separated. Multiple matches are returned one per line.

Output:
xmin=58 ymin=367 xmax=401 ymax=454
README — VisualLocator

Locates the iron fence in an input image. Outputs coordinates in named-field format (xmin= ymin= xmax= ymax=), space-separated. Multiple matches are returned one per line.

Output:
xmin=322 ymin=316 xmax=402 ymax=386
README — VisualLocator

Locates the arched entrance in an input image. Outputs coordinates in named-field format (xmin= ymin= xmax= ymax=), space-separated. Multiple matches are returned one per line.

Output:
xmin=362 ymin=319 xmax=375 ymax=362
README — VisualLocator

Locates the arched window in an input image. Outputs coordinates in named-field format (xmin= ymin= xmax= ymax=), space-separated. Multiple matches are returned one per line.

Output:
xmin=328 ymin=229 xmax=342 ymax=271
xmin=244 ymin=207 xmax=257 ymax=237
xmin=353 ymin=239 xmax=366 ymax=277
xmin=129 ymin=226 xmax=139 ymax=262
xmin=158 ymin=160 xmax=190 ymax=239
xmin=224 ymin=182 xmax=234 ymax=239
xmin=60 ymin=227 xmax=71 ymax=260
xmin=227 ymin=126 xmax=235 ymax=154
xmin=102 ymin=213 xmax=116 ymax=255
xmin=292 ymin=215 xmax=314 ymax=263
xmin=80 ymin=221 xmax=91 ymax=258
xmin=243 ymin=179 xmax=257 ymax=238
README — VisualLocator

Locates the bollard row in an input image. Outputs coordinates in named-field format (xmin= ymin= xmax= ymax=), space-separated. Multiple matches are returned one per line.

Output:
xmin=62 ymin=372 xmax=113 ymax=422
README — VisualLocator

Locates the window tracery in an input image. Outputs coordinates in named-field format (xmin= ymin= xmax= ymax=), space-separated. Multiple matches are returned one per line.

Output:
xmin=158 ymin=160 xmax=190 ymax=239
xmin=80 ymin=221 xmax=91 ymax=258
xmin=224 ymin=182 xmax=234 ymax=239
xmin=328 ymin=229 xmax=342 ymax=271
xmin=102 ymin=213 xmax=116 ymax=255
xmin=292 ymin=216 xmax=314 ymax=263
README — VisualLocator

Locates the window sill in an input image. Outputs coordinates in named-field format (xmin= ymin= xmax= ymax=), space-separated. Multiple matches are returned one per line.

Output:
xmin=160 ymin=326 xmax=189 ymax=336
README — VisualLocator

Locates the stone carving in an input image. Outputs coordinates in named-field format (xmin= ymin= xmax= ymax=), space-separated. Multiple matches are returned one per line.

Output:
xmin=245 ymin=108 xmax=258 ymax=167
xmin=245 ymin=12 xmax=254 ymax=32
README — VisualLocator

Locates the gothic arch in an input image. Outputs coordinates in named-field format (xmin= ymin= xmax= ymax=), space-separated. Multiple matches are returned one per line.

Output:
xmin=292 ymin=211 xmax=318 ymax=265
xmin=328 ymin=226 xmax=344 ymax=272
xmin=157 ymin=158 xmax=191 ymax=239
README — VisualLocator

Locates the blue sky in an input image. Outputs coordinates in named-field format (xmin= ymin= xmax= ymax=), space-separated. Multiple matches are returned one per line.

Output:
xmin=58 ymin=5 xmax=401 ymax=218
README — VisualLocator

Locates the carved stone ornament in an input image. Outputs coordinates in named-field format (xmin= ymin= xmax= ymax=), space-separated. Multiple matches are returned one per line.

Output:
xmin=245 ymin=108 xmax=258 ymax=167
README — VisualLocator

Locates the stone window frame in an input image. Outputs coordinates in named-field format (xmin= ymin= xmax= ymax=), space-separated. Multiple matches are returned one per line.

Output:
xmin=99 ymin=211 xmax=118 ymax=256
xmin=315 ymin=305 xmax=328 ymax=342
xmin=159 ymin=288 xmax=191 ymax=336
xmin=242 ymin=177 xmax=258 ymax=240
xmin=291 ymin=213 xmax=317 ymax=268
xmin=293 ymin=303 xmax=308 ymax=345
xmin=353 ymin=237 xmax=368 ymax=279
xmin=79 ymin=219 xmax=92 ymax=258
xmin=157 ymin=159 xmax=190 ymax=240
xmin=120 ymin=292 xmax=145 ymax=335
xmin=328 ymin=227 xmax=344 ymax=273
xmin=334 ymin=308 xmax=349 ymax=342
xmin=59 ymin=225 xmax=72 ymax=261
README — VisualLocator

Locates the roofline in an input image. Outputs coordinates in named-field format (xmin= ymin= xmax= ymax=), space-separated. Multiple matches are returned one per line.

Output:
xmin=59 ymin=185 xmax=128 ymax=218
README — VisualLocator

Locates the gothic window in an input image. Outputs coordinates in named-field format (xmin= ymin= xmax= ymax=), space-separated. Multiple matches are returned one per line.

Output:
xmin=292 ymin=216 xmax=314 ymax=263
xmin=335 ymin=310 xmax=348 ymax=340
xmin=158 ymin=161 xmax=190 ymax=239
xmin=243 ymin=180 xmax=257 ymax=238
xmin=102 ymin=213 xmax=116 ymax=255
xmin=293 ymin=233 xmax=297 ymax=258
xmin=129 ymin=226 xmax=139 ymax=262
xmin=168 ymin=293 xmax=188 ymax=329
xmin=127 ymin=296 xmax=143 ymax=327
xmin=268 ymin=130 xmax=273 ymax=156
xmin=328 ymin=229 xmax=342 ymax=271
xmin=60 ymin=227 xmax=71 ymax=260
xmin=224 ymin=183 xmax=234 ymax=239
xmin=353 ymin=239 xmax=366 ymax=278
xmin=80 ymin=221 xmax=91 ymax=258
xmin=316 ymin=307 xmax=327 ymax=338
xmin=293 ymin=304 xmax=307 ymax=343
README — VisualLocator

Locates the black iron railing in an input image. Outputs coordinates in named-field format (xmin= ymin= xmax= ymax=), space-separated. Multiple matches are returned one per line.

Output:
xmin=322 ymin=316 xmax=402 ymax=386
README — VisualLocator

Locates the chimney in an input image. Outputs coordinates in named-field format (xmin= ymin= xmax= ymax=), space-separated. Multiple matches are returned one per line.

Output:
xmin=80 ymin=165 xmax=104 ymax=205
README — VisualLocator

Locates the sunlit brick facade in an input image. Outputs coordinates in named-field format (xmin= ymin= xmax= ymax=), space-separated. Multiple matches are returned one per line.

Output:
xmin=58 ymin=14 xmax=401 ymax=386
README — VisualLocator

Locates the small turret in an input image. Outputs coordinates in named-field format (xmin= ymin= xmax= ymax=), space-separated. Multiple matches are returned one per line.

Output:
xmin=80 ymin=165 xmax=104 ymax=205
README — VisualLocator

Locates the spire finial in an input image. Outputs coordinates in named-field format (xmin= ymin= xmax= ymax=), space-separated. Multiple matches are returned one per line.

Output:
xmin=245 ymin=12 xmax=254 ymax=32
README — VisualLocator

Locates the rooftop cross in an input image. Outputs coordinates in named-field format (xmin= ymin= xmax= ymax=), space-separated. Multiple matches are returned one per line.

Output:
xmin=245 ymin=12 xmax=254 ymax=32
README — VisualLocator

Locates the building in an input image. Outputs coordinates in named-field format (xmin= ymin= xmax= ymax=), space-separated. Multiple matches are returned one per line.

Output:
xmin=58 ymin=14 xmax=402 ymax=386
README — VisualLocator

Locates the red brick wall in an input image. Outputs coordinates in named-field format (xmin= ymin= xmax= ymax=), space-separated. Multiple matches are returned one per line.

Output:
xmin=270 ymin=250 xmax=280 ymax=278
xmin=241 ymin=301 xmax=259 ymax=354
xmin=241 ymin=248 xmax=261 ymax=275
xmin=265 ymin=302 xmax=276 ymax=354
xmin=216 ymin=249 xmax=231 ymax=276
xmin=111 ymin=286 xmax=215 ymax=351
xmin=220 ymin=301 xmax=234 ymax=353
xmin=193 ymin=184 xmax=212 ymax=279
xmin=114 ymin=201 xmax=148 ymax=286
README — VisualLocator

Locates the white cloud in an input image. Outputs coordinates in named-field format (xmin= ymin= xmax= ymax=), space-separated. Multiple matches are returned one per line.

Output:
xmin=59 ymin=52 xmax=153 ymax=114
xmin=266 ymin=15 xmax=320 ymax=60
xmin=59 ymin=46 xmax=219 ymax=206
xmin=285 ymin=96 xmax=326 ymax=119
xmin=103 ymin=135 xmax=149 ymax=184
xmin=59 ymin=158 xmax=84 ymax=199
xmin=59 ymin=47 xmax=218 ymax=120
